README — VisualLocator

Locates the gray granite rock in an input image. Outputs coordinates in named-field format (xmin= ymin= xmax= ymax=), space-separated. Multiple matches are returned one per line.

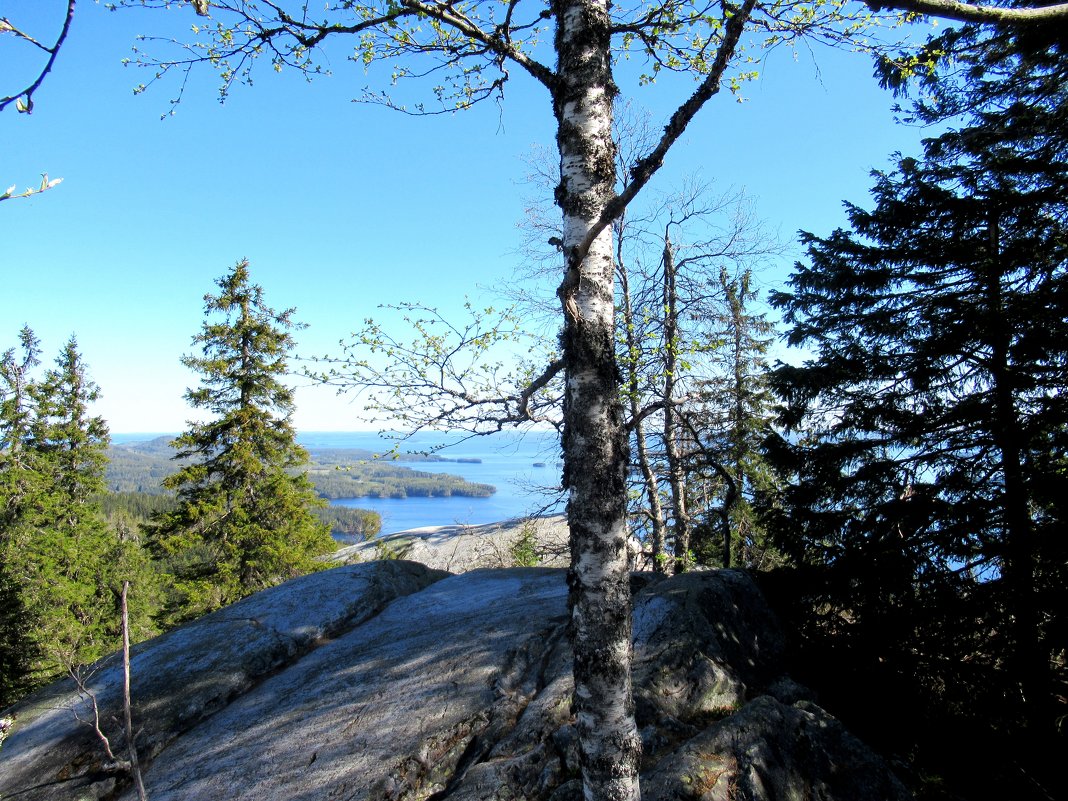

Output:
xmin=639 ymin=696 xmax=913 ymax=801
xmin=329 ymin=515 xmax=571 ymax=572
xmin=0 ymin=560 xmax=445 ymax=800
xmin=0 ymin=563 xmax=911 ymax=801
xmin=118 ymin=567 xmax=570 ymax=801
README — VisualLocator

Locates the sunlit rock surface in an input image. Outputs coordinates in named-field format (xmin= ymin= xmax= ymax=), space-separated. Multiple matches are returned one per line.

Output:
xmin=0 ymin=562 xmax=911 ymax=801
xmin=329 ymin=515 xmax=572 ymax=572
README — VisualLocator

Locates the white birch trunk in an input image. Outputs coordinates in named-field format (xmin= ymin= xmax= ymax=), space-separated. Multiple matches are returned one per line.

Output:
xmin=553 ymin=0 xmax=641 ymax=798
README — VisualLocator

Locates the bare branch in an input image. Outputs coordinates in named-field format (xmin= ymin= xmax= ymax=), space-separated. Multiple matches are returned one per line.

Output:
xmin=569 ymin=0 xmax=758 ymax=271
xmin=68 ymin=666 xmax=129 ymax=773
xmin=0 ymin=0 xmax=76 ymax=113
xmin=518 ymin=357 xmax=565 ymax=421
xmin=310 ymin=302 xmax=563 ymax=435
xmin=119 ymin=0 xmax=555 ymax=115
xmin=399 ymin=0 xmax=557 ymax=88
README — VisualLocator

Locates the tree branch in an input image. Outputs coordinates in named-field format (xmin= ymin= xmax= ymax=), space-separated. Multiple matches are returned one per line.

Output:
xmin=872 ymin=0 xmax=1068 ymax=23
xmin=1 ymin=174 xmax=63 ymax=203
xmin=570 ymin=0 xmax=758 ymax=270
xmin=69 ymin=666 xmax=129 ymax=773
xmin=518 ymin=357 xmax=565 ymax=421
xmin=399 ymin=0 xmax=557 ymax=88
xmin=0 ymin=0 xmax=76 ymax=113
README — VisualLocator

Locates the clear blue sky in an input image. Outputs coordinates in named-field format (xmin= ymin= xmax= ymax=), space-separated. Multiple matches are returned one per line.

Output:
xmin=2 ymin=1 xmax=939 ymax=433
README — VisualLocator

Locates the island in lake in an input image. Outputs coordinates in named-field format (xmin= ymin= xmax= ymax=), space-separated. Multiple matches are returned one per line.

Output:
xmin=103 ymin=436 xmax=496 ymax=542
xmin=107 ymin=436 xmax=494 ymax=499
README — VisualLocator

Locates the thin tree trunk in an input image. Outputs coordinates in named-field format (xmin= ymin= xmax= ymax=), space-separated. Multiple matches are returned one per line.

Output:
xmin=554 ymin=0 xmax=641 ymax=795
xmin=725 ymin=275 xmax=747 ymax=568
xmin=984 ymin=213 xmax=1046 ymax=730
xmin=662 ymin=233 xmax=690 ymax=573
xmin=634 ymin=417 xmax=667 ymax=572
xmin=619 ymin=240 xmax=668 ymax=572
xmin=121 ymin=580 xmax=149 ymax=801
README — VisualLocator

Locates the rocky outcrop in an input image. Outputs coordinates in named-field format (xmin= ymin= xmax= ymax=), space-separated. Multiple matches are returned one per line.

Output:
xmin=0 ymin=564 xmax=911 ymax=801
xmin=329 ymin=515 xmax=571 ymax=572
xmin=0 ymin=560 xmax=446 ymax=800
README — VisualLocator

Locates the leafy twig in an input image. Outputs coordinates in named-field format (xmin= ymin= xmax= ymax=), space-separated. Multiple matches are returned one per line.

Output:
xmin=0 ymin=174 xmax=63 ymax=203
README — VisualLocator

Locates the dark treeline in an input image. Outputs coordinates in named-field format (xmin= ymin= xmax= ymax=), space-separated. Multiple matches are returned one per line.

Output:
xmin=316 ymin=506 xmax=382 ymax=542
xmin=99 ymin=490 xmax=176 ymax=521
xmin=106 ymin=443 xmax=179 ymax=494
xmin=305 ymin=446 xmax=482 ymax=465
xmin=101 ymin=492 xmax=381 ymax=544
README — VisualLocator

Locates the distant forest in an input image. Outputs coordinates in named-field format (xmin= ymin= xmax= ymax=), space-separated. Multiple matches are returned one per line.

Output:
xmin=99 ymin=491 xmax=380 ymax=544
xmin=104 ymin=436 xmax=495 ymax=539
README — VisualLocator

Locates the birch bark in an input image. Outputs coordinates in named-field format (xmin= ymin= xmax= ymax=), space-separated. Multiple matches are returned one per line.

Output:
xmin=553 ymin=0 xmax=641 ymax=796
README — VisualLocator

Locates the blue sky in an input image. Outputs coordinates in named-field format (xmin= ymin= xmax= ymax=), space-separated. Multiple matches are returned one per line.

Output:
xmin=2 ymin=1 xmax=939 ymax=433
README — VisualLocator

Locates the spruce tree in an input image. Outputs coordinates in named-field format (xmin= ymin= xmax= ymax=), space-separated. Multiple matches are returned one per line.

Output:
xmin=767 ymin=35 xmax=1068 ymax=765
xmin=0 ymin=327 xmax=43 ymax=704
xmin=690 ymin=268 xmax=779 ymax=569
xmin=27 ymin=337 xmax=116 ymax=679
xmin=0 ymin=333 xmax=116 ymax=699
xmin=149 ymin=261 xmax=334 ymax=623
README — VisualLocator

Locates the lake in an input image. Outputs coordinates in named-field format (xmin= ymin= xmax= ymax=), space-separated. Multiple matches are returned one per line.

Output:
xmin=297 ymin=430 xmax=565 ymax=535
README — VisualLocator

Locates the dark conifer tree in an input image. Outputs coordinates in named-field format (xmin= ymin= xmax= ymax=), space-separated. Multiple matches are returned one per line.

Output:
xmin=149 ymin=261 xmax=335 ymax=623
xmin=766 ymin=29 xmax=1068 ymax=779
xmin=0 ymin=327 xmax=43 ymax=704
xmin=27 ymin=338 xmax=116 ymax=682
xmin=690 ymin=267 xmax=779 ymax=569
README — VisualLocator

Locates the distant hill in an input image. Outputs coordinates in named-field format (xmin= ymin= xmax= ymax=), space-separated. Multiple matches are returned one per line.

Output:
xmin=106 ymin=439 xmax=180 ymax=494
xmin=105 ymin=438 xmax=494 ymax=499
xmin=303 ymin=447 xmax=481 ymax=465
xmin=112 ymin=435 xmax=175 ymax=458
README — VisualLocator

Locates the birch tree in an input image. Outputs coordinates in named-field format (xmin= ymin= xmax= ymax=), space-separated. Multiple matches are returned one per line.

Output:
xmin=511 ymin=110 xmax=780 ymax=574
xmin=115 ymin=0 xmax=1057 ymax=797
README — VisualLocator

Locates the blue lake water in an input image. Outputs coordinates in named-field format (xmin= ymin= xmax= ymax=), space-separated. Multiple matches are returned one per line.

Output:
xmin=297 ymin=430 xmax=565 ymax=535
xmin=112 ymin=430 xmax=565 ymax=535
